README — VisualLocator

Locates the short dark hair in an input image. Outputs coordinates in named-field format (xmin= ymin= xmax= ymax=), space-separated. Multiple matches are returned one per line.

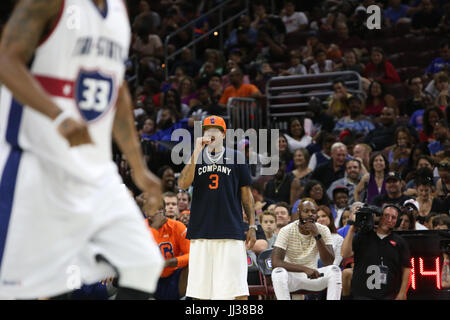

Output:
xmin=163 ymin=191 xmax=177 ymax=199
xmin=332 ymin=79 xmax=346 ymax=88
xmin=432 ymin=215 xmax=450 ymax=229
xmin=177 ymin=189 xmax=191 ymax=202
xmin=157 ymin=165 xmax=174 ymax=178
xmin=275 ymin=202 xmax=290 ymax=213
xmin=346 ymin=158 xmax=362 ymax=168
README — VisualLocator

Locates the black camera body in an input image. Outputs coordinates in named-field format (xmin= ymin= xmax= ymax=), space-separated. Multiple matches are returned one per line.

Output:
xmin=354 ymin=204 xmax=382 ymax=233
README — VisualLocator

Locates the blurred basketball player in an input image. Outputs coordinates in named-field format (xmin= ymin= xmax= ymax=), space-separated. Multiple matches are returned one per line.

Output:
xmin=178 ymin=115 xmax=257 ymax=300
xmin=0 ymin=0 xmax=164 ymax=299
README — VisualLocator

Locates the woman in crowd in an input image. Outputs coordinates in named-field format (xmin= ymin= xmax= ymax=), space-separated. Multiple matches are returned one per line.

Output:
xmin=436 ymin=159 xmax=450 ymax=200
xmin=382 ymin=126 xmax=414 ymax=172
xmin=277 ymin=134 xmax=294 ymax=172
xmin=402 ymin=143 xmax=432 ymax=183
xmin=317 ymin=205 xmax=343 ymax=266
xmin=416 ymin=175 xmax=447 ymax=222
xmin=354 ymin=152 xmax=389 ymax=204
xmin=301 ymin=180 xmax=332 ymax=208
xmin=178 ymin=76 xmax=199 ymax=108
xmin=396 ymin=207 xmax=416 ymax=231
xmin=284 ymin=117 xmax=313 ymax=153
xmin=291 ymin=148 xmax=313 ymax=185
xmin=364 ymin=80 xmax=398 ymax=117
xmin=338 ymin=207 xmax=351 ymax=230
xmin=159 ymin=88 xmax=189 ymax=120
xmin=157 ymin=165 xmax=177 ymax=193
xmin=419 ymin=106 xmax=445 ymax=143
xmin=404 ymin=156 xmax=436 ymax=196
xmin=363 ymin=46 xmax=400 ymax=84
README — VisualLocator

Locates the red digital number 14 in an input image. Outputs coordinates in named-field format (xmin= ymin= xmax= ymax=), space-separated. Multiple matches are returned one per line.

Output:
xmin=410 ymin=257 xmax=441 ymax=290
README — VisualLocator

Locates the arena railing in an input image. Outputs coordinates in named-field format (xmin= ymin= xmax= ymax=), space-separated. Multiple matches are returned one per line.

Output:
xmin=265 ymin=71 xmax=364 ymax=130
xmin=163 ymin=0 xmax=250 ymax=79
xmin=225 ymin=97 xmax=265 ymax=133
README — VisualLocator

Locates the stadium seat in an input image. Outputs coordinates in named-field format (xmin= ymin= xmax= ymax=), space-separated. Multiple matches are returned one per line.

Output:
xmin=387 ymin=52 xmax=405 ymax=68
xmin=394 ymin=21 xmax=412 ymax=37
xmin=247 ymin=251 xmax=268 ymax=297
xmin=255 ymin=248 xmax=327 ymax=299
xmin=415 ymin=50 xmax=438 ymax=68
xmin=397 ymin=66 xmax=423 ymax=82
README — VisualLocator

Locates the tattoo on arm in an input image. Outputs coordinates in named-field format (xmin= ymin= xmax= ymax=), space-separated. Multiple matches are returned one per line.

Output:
xmin=0 ymin=0 xmax=62 ymax=63
xmin=443 ymin=262 xmax=450 ymax=288
xmin=241 ymin=186 xmax=255 ymax=223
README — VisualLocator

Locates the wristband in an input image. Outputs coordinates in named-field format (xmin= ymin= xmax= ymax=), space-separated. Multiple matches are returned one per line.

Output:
xmin=53 ymin=110 xmax=71 ymax=129
xmin=249 ymin=225 xmax=258 ymax=231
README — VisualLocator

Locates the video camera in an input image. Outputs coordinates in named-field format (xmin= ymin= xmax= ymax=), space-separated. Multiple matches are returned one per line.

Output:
xmin=354 ymin=204 xmax=382 ymax=233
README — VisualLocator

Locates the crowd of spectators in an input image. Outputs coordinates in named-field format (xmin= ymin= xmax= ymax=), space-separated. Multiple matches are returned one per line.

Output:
xmin=113 ymin=0 xmax=450 ymax=299
xmin=1 ymin=0 xmax=448 ymax=300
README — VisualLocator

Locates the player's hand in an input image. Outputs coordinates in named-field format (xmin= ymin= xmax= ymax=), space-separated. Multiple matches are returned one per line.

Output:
xmin=245 ymin=228 xmax=257 ymax=251
xmin=304 ymin=267 xmax=321 ymax=279
xmin=194 ymin=136 xmax=211 ymax=151
xmin=58 ymin=118 xmax=94 ymax=147
xmin=303 ymin=221 xmax=319 ymax=237
xmin=131 ymin=168 xmax=162 ymax=214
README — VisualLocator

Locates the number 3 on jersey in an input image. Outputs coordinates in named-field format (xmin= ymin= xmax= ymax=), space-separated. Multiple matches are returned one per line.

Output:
xmin=75 ymin=70 xmax=115 ymax=121
xmin=209 ymin=174 xmax=219 ymax=189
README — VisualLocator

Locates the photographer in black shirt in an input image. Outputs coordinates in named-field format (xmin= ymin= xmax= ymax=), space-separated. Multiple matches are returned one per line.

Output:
xmin=341 ymin=204 xmax=411 ymax=299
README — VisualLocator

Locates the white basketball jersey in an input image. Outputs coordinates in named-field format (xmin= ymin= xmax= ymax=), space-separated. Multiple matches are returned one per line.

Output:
xmin=0 ymin=0 xmax=131 ymax=184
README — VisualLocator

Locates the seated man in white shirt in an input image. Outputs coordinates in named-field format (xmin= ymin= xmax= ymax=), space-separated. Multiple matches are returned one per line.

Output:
xmin=281 ymin=1 xmax=308 ymax=34
xmin=271 ymin=198 xmax=342 ymax=300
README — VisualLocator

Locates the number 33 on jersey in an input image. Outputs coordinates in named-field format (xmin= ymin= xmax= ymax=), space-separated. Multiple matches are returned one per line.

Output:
xmin=75 ymin=70 xmax=116 ymax=122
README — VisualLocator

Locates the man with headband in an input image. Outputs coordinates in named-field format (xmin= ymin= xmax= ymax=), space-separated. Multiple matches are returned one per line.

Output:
xmin=271 ymin=198 xmax=342 ymax=300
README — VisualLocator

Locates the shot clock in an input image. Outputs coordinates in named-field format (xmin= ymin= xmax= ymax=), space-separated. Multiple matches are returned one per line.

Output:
xmin=395 ymin=230 xmax=450 ymax=300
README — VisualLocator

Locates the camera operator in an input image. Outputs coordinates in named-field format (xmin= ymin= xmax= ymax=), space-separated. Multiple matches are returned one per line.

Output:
xmin=271 ymin=198 xmax=342 ymax=300
xmin=341 ymin=204 xmax=411 ymax=300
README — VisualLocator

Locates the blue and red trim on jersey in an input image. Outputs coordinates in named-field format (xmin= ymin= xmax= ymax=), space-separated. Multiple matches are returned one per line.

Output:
xmin=0 ymin=99 xmax=24 ymax=271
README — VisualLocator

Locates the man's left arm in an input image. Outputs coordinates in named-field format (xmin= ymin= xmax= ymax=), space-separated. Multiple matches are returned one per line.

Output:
xmin=113 ymin=82 xmax=162 ymax=212
xmin=396 ymin=237 xmax=412 ymax=300
xmin=395 ymin=267 xmax=411 ymax=300
xmin=305 ymin=223 xmax=334 ymax=265
xmin=241 ymin=185 xmax=256 ymax=250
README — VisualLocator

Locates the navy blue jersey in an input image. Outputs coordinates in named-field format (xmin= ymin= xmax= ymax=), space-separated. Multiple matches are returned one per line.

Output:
xmin=186 ymin=147 xmax=252 ymax=240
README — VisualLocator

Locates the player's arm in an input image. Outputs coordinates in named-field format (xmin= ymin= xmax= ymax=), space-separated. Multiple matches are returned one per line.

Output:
xmin=441 ymin=253 xmax=450 ymax=288
xmin=0 ymin=0 xmax=91 ymax=146
xmin=177 ymin=136 xmax=211 ymax=189
xmin=241 ymin=185 xmax=256 ymax=250
xmin=113 ymin=82 xmax=162 ymax=212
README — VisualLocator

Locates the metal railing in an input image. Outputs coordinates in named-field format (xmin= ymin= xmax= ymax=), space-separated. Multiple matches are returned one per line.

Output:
xmin=163 ymin=0 xmax=249 ymax=79
xmin=226 ymin=97 xmax=264 ymax=132
xmin=265 ymin=71 xmax=364 ymax=129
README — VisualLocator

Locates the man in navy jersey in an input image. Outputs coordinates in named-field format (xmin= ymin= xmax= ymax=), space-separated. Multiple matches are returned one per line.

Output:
xmin=178 ymin=115 xmax=257 ymax=300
